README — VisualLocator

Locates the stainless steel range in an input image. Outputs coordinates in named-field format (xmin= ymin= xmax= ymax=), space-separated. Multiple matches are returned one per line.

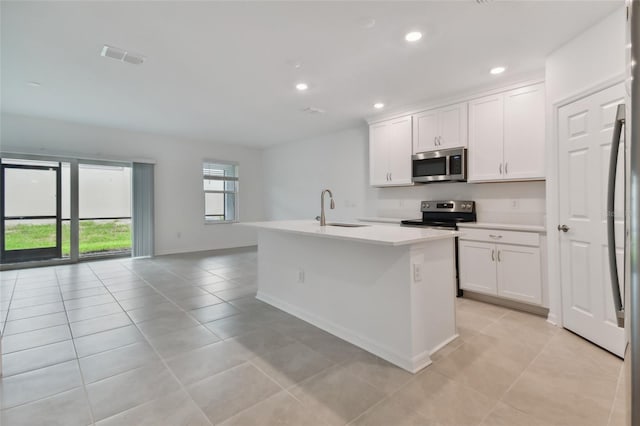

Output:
xmin=401 ymin=200 xmax=476 ymax=296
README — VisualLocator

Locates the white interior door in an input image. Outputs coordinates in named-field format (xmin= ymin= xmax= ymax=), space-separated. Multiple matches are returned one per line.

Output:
xmin=558 ymin=83 xmax=626 ymax=357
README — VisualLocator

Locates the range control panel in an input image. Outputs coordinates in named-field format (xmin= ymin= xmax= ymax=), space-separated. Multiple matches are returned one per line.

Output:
xmin=420 ymin=200 xmax=475 ymax=213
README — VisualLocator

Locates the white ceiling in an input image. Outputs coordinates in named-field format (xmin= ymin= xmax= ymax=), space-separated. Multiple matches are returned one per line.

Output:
xmin=1 ymin=1 xmax=621 ymax=147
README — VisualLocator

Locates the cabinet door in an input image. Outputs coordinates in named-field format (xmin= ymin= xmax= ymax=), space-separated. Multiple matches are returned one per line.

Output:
xmin=387 ymin=116 xmax=413 ymax=185
xmin=468 ymin=94 xmax=504 ymax=182
xmin=459 ymin=240 xmax=498 ymax=295
xmin=496 ymin=244 xmax=542 ymax=305
xmin=412 ymin=109 xmax=439 ymax=153
xmin=369 ymin=122 xmax=390 ymax=186
xmin=503 ymin=83 xmax=545 ymax=180
xmin=438 ymin=103 xmax=468 ymax=149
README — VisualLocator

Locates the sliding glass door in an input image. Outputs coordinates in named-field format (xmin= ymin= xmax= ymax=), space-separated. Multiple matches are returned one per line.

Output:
xmin=0 ymin=155 xmax=152 ymax=265
xmin=1 ymin=160 xmax=62 ymax=262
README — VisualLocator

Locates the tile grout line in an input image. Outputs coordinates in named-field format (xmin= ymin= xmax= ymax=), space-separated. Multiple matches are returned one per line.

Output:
xmin=86 ymin=260 xmax=215 ymax=426
xmin=55 ymin=265 xmax=99 ymax=426
xmin=348 ymin=304 xmax=529 ymax=425
xmin=477 ymin=323 xmax=560 ymax=425
xmin=1 ymin=273 xmax=18 ymax=337
xmin=1 ymin=256 xmax=253 ymax=420
xmin=605 ymin=361 xmax=625 ymax=426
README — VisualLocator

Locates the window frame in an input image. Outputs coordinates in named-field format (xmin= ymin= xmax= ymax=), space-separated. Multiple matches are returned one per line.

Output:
xmin=202 ymin=160 xmax=239 ymax=224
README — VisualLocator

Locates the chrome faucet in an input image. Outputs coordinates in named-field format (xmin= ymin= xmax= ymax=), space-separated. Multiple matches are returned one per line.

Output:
xmin=320 ymin=189 xmax=335 ymax=226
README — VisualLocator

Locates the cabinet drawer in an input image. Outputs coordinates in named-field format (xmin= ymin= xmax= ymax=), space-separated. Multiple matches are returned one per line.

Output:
xmin=458 ymin=228 xmax=539 ymax=246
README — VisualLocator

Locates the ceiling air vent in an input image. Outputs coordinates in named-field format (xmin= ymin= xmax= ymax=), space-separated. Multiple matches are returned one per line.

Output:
xmin=100 ymin=45 xmax=145 ymax=65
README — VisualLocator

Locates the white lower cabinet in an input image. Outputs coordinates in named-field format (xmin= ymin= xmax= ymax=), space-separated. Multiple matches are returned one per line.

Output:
xmin=495 ymin=244 xmax=541 ymax=305
xmin=459 ymin=228 xmax=543 ymax=306
xmin=459 ymin=241 xmax=497 ymax=295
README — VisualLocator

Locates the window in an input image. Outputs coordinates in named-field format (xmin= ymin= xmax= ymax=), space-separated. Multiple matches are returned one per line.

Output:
xmin=203 ymin=161 xmax=238 ymax=222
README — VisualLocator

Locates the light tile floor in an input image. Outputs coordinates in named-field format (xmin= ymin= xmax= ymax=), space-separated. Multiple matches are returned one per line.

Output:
xmin=0 ymin=248 xmax=627 ymax=426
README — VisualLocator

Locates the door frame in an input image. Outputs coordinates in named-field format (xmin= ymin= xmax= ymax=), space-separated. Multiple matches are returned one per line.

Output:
xmin=546 ymin=73 xmax=626 ymax=328
xmin=0 ymin=162 xmax=62 ymax=262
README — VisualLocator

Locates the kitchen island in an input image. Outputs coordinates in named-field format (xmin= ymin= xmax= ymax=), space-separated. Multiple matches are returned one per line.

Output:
xmin=239 ymin=220 xmax=459 ymax=373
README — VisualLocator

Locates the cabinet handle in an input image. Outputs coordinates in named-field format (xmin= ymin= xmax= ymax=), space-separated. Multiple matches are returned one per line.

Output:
xmin=438 ymin=136 xmax=442 ymax=146
xmin=489 ymin=234 xmax=502 ymax=239
xmin=497 ymin=251 xmax=501 ymax=262
xmin=499 ymin=163 xmax=503 ymax=174
xmin=434 ymin=136 xmax=438 ymax=146
xmin=505 ymin=162 xmax=508 ymax=174
xmin=491 ymin=249 xmax=495 ymax=261
xmin=389 ymin=173 xmax=392 ymax=181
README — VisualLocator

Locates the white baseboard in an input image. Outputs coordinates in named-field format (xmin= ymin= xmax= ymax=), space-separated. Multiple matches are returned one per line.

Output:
xmin=257 ymin=291 xmax=432 ymax=373
xmin=429 ymin=333 xmax=460 ymax=356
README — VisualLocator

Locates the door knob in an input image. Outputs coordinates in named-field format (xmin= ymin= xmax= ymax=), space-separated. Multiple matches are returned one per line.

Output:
xmin=558 ymin=224 xmax=570 ymax=232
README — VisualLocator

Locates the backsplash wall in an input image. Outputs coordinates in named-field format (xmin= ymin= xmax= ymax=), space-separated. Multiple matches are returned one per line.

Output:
xmin=370 ymin=180 xmax=546 ymax=225
xmin=264 ymin=125 xmax=546 ymax=226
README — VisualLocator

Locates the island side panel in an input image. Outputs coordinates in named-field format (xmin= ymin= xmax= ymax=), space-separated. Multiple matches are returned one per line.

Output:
xmin=256 ymin=230 xmax=415 ymax=370
xmin=409 ymin=239 xmax=458 ymax=364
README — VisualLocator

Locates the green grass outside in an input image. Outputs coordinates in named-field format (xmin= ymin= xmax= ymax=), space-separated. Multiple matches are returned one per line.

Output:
xmin=4 ymin=221 xmax=131 ymax=255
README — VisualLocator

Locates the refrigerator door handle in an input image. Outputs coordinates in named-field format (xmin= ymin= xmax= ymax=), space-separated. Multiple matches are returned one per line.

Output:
xmin=607 ymin=103 xmax=626 ymax=328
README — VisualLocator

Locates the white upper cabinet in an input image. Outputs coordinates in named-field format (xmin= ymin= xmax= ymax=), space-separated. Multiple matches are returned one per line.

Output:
xmin=369 ymin=122 xmax=390 ymax=186
xmin=369 ymin=115 xmax=413 ymax=187
xmin=412 ymin=102 xmax=467 ymax=153
xmin=412 ymin=110 xmax=439 ymax=153
xmin=468 ymin=83 xmax=545 ymax=182
xmin=468 ymin=94 xmax=504 ymax=181
xmin=503 ymin=83 xmax=546 ymax=180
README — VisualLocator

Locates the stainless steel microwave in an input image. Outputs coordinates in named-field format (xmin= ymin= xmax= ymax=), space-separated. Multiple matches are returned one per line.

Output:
xmin=412 ymin=147 xmax=467 ymax=183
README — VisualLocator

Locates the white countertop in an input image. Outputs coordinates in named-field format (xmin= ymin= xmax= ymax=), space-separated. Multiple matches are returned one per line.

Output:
xmin=356 ymin=217 xmax=408 ymax=224
xmin=457 ymin=222 xmax=546 ymax=233
xmin=238 ymin=220 xmax=459 ymax=246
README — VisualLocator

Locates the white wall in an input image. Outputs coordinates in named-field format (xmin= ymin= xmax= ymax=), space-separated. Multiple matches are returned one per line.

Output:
xmin=264 ymin=125 xmax=546 ymax=225
xmin=263 ymin=126 xmax=370 ymax=222
xmin=545 ymin=7 xmax=626 ymax=105
xmin=1 ymin=112 xmax=264 ymax=255
xmin=544 ymin=6 xmax=626 ymax=325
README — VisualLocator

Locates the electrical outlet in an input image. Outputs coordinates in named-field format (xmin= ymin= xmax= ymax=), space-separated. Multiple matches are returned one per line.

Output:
xmin=297 ymin=269 xmax=305 ymax=283
xmin=511 ymin=199 xmax=520 ymax=210
xmin=413 ymin=264 xmax=422 ymax=282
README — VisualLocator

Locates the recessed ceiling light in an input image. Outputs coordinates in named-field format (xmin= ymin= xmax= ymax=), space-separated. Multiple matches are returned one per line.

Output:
xmin=27 ymin=81 xmax=41 ymax=87
xmin=374 ymin=102 xmax=385 ymax=109
xmin=405 ymin=31 xmax=422 ymax=42
xmin=296 ymin=83 xmax=309 ymax=91
xmin=490 ymin=66 xmax=506 ymax=75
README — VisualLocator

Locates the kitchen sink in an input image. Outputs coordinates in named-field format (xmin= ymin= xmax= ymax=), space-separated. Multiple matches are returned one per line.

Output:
xmin=327 ymin=223 xmax=369 ymax=228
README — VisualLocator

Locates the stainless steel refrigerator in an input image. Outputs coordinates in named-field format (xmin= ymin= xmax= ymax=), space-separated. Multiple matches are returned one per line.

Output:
xmin=609 ymin=1 xmax=639 ymax=424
